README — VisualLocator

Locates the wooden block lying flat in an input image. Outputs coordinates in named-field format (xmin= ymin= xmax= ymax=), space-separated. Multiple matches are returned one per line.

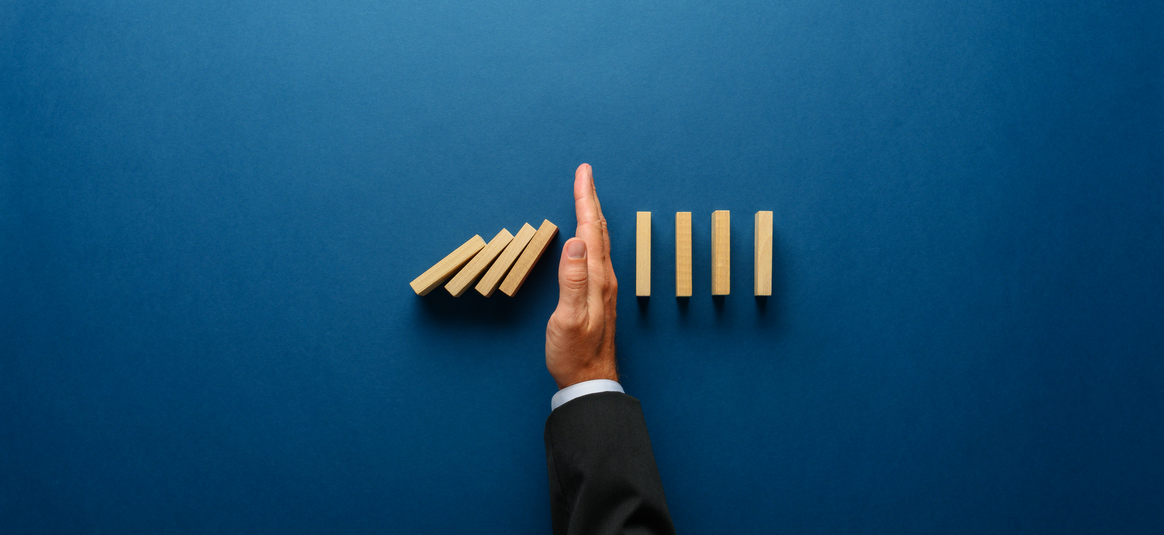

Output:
xmin=476 ymin=223 xmax=537 ymax=297
xmin=755 ymin=211 xmax=773 ymax=296
xmin=410 ymin=235 xmax=487 ymax=296
xmin=711 ymin=210 xmax=730 ymax=295
xmin=499 ymin=219 xmax=558 ymax=297
xmin=676 ymin=212 xmax=692 ymax=297
xmin=445 ymin=228 xmax=514 ymax=297
xmin=636 ymin=211 xmax=651 ymax=297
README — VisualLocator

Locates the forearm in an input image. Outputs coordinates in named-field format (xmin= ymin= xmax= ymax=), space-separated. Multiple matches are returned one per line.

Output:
xmin=544 ymin=392 xmax=675 ymax=535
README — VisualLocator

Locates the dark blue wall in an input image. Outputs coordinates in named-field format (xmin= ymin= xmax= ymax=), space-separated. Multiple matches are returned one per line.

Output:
xmin=3 ymin=1 xmax=1162 ymax=533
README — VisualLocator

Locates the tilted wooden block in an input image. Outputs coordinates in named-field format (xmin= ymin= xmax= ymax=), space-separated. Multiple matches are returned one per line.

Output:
xmin=445 ymin=228 xmax=514 ymax=297
xmin=711 ymin=210 xmax=730 ymax=295
xmin=409 ymin=235 xmax=487 ymax=296
xmin=755 ymin=211 xmax=773 ymax=296
xmin=476 ymin=223 xmax=537 ymax=297
xmin=499 ymin=219 xmax=558 ymax=297
xmin=636 ymin=211 xmax=651 ymax=297
xmin=675 ymin=212 xmax=692 ymax=297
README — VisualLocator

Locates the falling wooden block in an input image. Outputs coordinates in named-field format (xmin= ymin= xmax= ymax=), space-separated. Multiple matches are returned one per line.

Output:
xmin=445 ymin=228 xmax=514 ymax=297
xmin=476 ymin=223 xmax=537 ymax=297
xmin=409 ymin=235 xmax=487 ymax=296
xmin=755 ymin=211 xmax=773 ymax=296
xmin=711 ymin=210 xmax=730 ymax=295
xmin=676 ymin=212 xmax=692 ymax=297
xmin=499 ymin=219 xmax=558 ymax=297
xmin=636 ymin=211 xmax=651 ymax=297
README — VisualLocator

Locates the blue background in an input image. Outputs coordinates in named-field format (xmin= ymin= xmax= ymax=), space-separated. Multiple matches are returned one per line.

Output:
xmin=3 ymin=0 xmax=1162 ymax=533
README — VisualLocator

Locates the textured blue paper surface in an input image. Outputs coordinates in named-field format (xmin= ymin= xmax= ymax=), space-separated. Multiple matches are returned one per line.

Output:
xmin=3 ymin=1 xmax=1162 ymax=533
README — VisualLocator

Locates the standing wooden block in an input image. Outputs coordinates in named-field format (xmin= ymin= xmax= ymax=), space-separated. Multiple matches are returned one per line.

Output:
xmin=675 ymin=212 xmax=692 ymax=297
xmin=476 ymin=223 xmax=537 ymax=297
xmin=409 ymin=235 xmax=487 ymax=296
xmin=445 ymin=228 xmax=514 ymax=297
xmin=499 ymin=219 xmax=558 ymax=297
xmin=711 ymin=210 xmax=730 ymax=295
xmin=755 ymin=211 xmax=773 ymax=296
xmin=636 ymin=212 xmax=651 ymax=296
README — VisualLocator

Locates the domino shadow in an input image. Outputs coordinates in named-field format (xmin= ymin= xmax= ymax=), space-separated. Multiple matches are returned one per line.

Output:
xmin=755 ymin=228 xmax=786 ymax=332
xmin=412 ymin=236 xmax=561 ymax=330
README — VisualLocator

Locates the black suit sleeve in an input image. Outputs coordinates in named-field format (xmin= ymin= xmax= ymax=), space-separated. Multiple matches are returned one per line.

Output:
xmin=544 ymin=391 xmax=676 ymax=535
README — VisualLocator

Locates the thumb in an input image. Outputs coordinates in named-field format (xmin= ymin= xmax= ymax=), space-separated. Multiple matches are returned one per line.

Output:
xmin=556 ymin=238 xmax=589 ymax=319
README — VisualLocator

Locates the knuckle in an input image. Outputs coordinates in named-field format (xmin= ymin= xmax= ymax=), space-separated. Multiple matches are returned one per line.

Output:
xmin=562 ymin=275 xmax=586 ymax=292
xmin=546 ymin=322 xmax=566 ymax=343
xmin=550 ymin=308 xmax=584 ymax=332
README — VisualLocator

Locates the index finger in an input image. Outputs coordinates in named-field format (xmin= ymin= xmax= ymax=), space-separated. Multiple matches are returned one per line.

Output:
xmin=574 ymin=163 xmax=602 ymax=227
xmin=573 ymin=163 xmax=612 ymax=263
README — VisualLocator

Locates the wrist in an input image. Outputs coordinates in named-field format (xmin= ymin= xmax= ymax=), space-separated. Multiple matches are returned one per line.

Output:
xmin=555 ymin=367 xmax=618 ymax=390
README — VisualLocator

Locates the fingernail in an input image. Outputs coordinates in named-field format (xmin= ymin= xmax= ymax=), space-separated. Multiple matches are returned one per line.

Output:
xmin=567 ymin=240 xmax=586 ymax=259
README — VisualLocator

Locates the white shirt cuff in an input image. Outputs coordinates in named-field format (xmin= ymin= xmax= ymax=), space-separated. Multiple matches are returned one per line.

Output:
xmin=551 ymin=379 xmax=624 ymax=411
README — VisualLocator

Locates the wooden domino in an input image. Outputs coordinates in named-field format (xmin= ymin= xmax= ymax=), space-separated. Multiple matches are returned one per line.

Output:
xmin=711 ymin=210 xmax=730 ymax=295
xmin=636 ymin=212 xmax=651 ymax=297
xmin=499 ymin=219 xmax=558 ymax=297
xmin=754 ymin=211 xmax=773 ymax=296
xmin=445 ymin=228 xmax=514 ymax=297
xmin=476 ymin=223 xmax=537 ymax=297
xmin=676 ymin=212 xmax=692 ymax=297
xmin=409 ymin=235 xmax=487 ymax=296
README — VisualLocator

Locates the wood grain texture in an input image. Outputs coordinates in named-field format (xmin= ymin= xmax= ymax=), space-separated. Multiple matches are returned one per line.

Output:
xmin=754 ymin=211 xmax=773 ymax=296
xmin=636 ymin=211 xmax=651 ymax=296
xmin=409 ymin=235 xmax=487 ymax=296
xmin=445 ymin=228 xmax=513 ymax=297
xmin=711 ymin=210 xmax=730 ymax=295
xmin=476 ymin=222 xmax=537 ymax=297
xmin=499 ymin=219 xmax=558 ymax=297
xmin=676 ymin=212 xmax=692 ymax=297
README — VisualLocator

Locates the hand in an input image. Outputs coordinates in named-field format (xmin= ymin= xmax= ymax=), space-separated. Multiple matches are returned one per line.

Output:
xmin=545 ymin=164 xmax=619 ymax=389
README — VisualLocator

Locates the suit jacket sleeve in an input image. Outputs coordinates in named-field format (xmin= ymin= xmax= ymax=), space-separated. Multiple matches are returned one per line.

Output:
xmin=544 ymin=391 xmax=676 ymax=535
